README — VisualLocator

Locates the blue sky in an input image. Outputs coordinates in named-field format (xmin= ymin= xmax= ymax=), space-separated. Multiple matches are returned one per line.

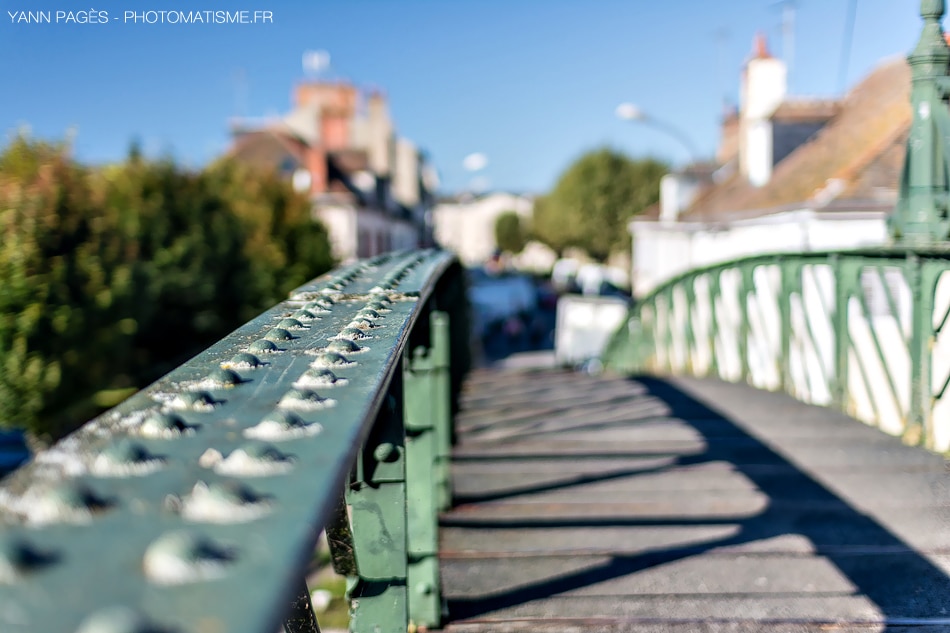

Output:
xmin=0 ymin=0 xmax=930 ymax=193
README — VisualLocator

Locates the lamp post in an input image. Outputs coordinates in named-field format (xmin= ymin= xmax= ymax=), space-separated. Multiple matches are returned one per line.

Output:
xmin=615 ymin=102 xmax=698 ymax=165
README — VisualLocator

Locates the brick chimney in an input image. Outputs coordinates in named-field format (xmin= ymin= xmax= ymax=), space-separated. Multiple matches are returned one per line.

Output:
xmin=291 ymin=81 xmax=358 ymax=193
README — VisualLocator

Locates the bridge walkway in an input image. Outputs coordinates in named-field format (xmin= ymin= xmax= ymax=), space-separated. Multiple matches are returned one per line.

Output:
xmin=438 ymin=366 xmax=950 ymax=632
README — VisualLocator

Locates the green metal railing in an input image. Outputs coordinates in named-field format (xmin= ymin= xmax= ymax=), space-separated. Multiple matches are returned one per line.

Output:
xmin=0 ymin=249 xmax=467 ymax=633
xmin=605 ymin=248 xmax=950 ymax=452
xmin=606 ymin=0 xmax=950 ymax=454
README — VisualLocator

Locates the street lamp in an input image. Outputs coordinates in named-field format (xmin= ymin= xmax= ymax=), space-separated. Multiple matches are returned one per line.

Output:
xmin=615 ymin=102 xmax=698 ymax=164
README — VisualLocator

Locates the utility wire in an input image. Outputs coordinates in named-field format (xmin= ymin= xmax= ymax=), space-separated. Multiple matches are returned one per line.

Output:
xmin=838 ymin=0 xmax=858 ymax=94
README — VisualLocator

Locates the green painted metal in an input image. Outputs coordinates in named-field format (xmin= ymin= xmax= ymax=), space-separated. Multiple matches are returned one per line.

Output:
xmin=403 ymin=311 xmax=450 ymax=629
xmin=0 ymin=249 xmax=459 ymax=633
xmin=889 ymin=0 xmax=950 ymax=243
xmin=431 ymin=312 xmax=453 ymax=514
xmin=347 ymin=391 xmax=409 ymax=633
xmin=604 ymin=247 xmax=950 ymax=450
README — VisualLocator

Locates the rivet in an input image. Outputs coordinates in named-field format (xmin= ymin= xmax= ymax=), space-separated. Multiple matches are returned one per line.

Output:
xmin=27 ymin=483 xmax=110 ymax=525
xmin=74 ymin=606 xmax=171 ymax=633
xmin=416 ymin=581 xmax=433 ymax=595
xmin=366 ymin=300 xmax=391 ymax=312
xmin=278 ymin=389 xmax=334 ymax=411
xmin=294 ymin=368 xmax=343 ymax=389
xmin=303 ymin=301 xmax=332 ymax=313
xmin=337 ymin=327 xmax=370 ymax=341
xmin=92 ymin=440 xmax=165 ymax=477
xmin=310 ymin=352 xmax=353 ymax=368
xmin=277 ymin=318 xmax=306 ymax=330
xmin=210 ymin=443 xmax=295 ymax=476
xmin=204 ymin=368 xmax=243 ymax=388
xmin=143 ymin=530 xmax=235 ymax=585
xmin=291 ymin=309 xmax=318 ymax=321
xmin=139 ymin=412 xmax=195 ymax=438
xmin=223 ymin=352 xmax=263 ymax=369
xmin=356 ymin=308 xmax=381 ymax=320
xmin=264 ymin=328 xmax=294 ymax=342
xmin=180 ymin=481 xmax=271 ymax=524
xmin=0 ymin=538 xmax=56 ymax=583
xmin=169 ymin=391 xmax=216 ymax=411
xmin=373 ymin=443 xmax=398 ymax=463
xmin=327 ymin=339 xmax=362 ymax=354
xmin=248 ymin=339 xmax=280 ymax=354
xmin=348 ymin=318 xmax=378 ymax=330
xmin=245 ymin=411 xmax=323 ymax=440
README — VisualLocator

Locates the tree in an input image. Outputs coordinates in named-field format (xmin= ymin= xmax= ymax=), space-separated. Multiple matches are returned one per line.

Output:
xmin=0 ymin=137 xmax=335 ymax=439
xmin=494 ymin=211 xmax=526 ymax=254
xmin=533 ymin=148 xmax=667 ymax=261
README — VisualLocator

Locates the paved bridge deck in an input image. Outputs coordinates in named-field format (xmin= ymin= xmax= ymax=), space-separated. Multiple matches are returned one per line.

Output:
xmin=438 ymin=367 xmax=950 ymax=632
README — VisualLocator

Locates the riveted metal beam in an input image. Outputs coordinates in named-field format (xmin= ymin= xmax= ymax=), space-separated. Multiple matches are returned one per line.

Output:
xmin=0 ymin=249 xmax=456 ymax=633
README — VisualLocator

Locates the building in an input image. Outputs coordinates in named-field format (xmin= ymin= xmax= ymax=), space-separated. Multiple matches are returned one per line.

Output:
xmin=229 ymin=81 xmax=437 ymax=263
xmin=631 ymin=35 xmax=909 ymax=297
xmin=433 ymin=192 xmax=533 ymax=266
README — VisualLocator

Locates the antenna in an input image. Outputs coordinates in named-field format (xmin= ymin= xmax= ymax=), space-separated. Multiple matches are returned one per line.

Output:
xmin=713 ymin=26 xmax=731 ymax=111
xmin=771 ymin=0 xmax=797 ymax=87
xmin=838 ymin=0 xmax=857 ymax=94
xmin=233 ymin=67 xmax=248 ymax=118
xmin=303 ymin=50 xmax=331 ymax=77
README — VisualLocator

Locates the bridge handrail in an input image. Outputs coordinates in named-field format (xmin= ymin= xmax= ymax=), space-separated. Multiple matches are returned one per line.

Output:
xmin=604 ymin=247 xmax=950 ymax=452
xmin=0 ymin=249 xmax=465 ymax=633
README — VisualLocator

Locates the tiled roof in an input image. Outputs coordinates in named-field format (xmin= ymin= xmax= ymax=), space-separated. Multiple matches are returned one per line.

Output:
xmin=229 ymin=129 xmax=308 ymax=168
xmin=771 ymin=99 xmax=839 ymax=122
xmin=681 ymin=57 xmax=911 ymax=221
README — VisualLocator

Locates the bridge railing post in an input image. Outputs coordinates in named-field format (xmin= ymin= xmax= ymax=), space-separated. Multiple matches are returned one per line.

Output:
xmin=403 ymin=309 xmax=450 ymax=629
xmin=346 ymin=385 xmax=409 ymax=633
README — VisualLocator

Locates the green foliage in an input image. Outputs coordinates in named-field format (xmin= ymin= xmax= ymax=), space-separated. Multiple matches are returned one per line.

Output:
xmin=533 ymin=148 xmax=667 ymax=260
xmin=494 ymin=211 xmax=526 ymax=254
xmin=0 ymin=136 xmax=334 ymax=439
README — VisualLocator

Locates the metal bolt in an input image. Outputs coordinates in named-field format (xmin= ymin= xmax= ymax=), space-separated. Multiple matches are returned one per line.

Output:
xmin=415 ymin=581 xmax=433 ymax=595
xmin=170 ymin=391 xmax=216 ymax=411
xmin=139 ymin=412 xmax=194 ymax=438
xmin=310 ymin=352 xmax=353 ymax=368
xmin=277 ymin=318 xmax=306 ymax=330
xmin=92 ymin=440 xmax=165 ymax=477
xmin=291 ymin=309 xmax=318 ymax=321
xmin=0 ymin=538 xmax=56 ymax=583
xmin=277 ymin=388 xmax=334 ymax=411
xmin=348 ymin=318 xmax=378 ymax=330
xmin=356 ymin=308 xmax=381 ymax=320
xmin=327 ymin=339 xmax=362 ymax=354
xmin=294 ymin=368 xmax=342 ymax=388
xmin=204 ymin=368 xmax=243 ymax=388
xmin=245 ymin=410 xmax=322 ymax=440
xmin=143 ymin=530 xmax=235 ymax=585
xmin=27 ymin=483 xmax=110 ymax=525
xmin=303 ymin=300 xmax=332 ymax=313
xmin=74 ymin=606 xmax=171 ymax=633
xmin=180 ymin=480 xmax=271 ymax=524
xmin=211 ymin=442 xmax=295 ymax=477
xmin=338 ymin=327 xmax=370 ymax=341
xmin=248 ymin=339 xmax=280 ymax=354
xmin=366 ymin=300 xmax=391 ymax=312
xmin=373 ymin=443 xmax=399 ymax=463
xmin=225 ymin=352 xmax=263 ymax=369
xmin=264 ymin=328 xmax=294 ymax=342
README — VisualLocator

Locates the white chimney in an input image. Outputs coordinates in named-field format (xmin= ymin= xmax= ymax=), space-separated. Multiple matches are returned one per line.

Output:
xmin=659 ymin=173 xmax=703 ymax=222
xmin=739 ymin=34 xmax=786 ymax=186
